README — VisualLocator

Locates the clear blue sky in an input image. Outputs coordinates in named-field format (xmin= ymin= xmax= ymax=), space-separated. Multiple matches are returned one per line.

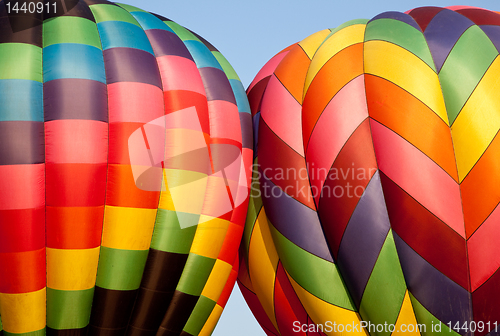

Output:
xmin=121 ymin=1 xmax=498 ymax=335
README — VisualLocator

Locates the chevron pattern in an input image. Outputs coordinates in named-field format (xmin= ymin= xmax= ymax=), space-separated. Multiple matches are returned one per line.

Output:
xmin=239 ymin=6 xmax=500 ymax=336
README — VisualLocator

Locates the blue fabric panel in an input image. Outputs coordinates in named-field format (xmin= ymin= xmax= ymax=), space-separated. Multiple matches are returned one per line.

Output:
xmin=43 ymin=43 xmax=106 ymax=83
xmin=0 ymin=80 xmax=43 ymax=121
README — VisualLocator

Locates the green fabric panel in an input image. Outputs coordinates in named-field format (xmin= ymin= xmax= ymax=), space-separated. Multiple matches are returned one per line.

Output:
xmin=3 ymin=329 xmax=45 ymax=336
xmin=359 ymin=230 xmax=406 ymax=336
xmin=183 ymin=296 xmax=217 ymax=336
xmin=176 ymin=253 xmax=216 ymax=296
xmin=269 ymin=224 xmax=356 ymax=311
xmin=115 ymin=3 xmax=147 ymax=13
xmin=409 ymin=292 xmax=460 ymax=336
xmin=439 ymin=25 xmax=498 ymax=124
xmin=95 ymin=247 xmax=148 ymax=290
xmin=89 ymin=4 xmax=141 ymax=27
xmin=365 ymin=19 xmax=436 ymax=71
xmin=243 ymin=160 xmax=263 ymax=258
xmin=46 ymin=287 xmax=94 ymax=329
xmin=213 ymin=52 xmax=240 ymax=81
xmin=43 ymin=17 xmax=101 ymax=48
xmin=329 ymin=19 xmax=369 ymax=36
xmin=0 ymin=44 xmax=42 ymax=81
xmin=165 ymin=21 xmax=201 ymax=43
xmin=150 ymin=209 xmax=198 ymax=253
xmin=0 ymin=316 xmax=2 ymax=331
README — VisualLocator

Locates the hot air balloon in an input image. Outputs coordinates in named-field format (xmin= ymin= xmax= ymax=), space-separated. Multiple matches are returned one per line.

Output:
xmin=0 ymin=1 xmax=252 ymax=336
xmin=239 ymin=6 xmax=500 ymax=336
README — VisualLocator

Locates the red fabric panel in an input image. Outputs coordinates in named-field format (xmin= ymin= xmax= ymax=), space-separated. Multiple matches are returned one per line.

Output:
xmin=274 ymin=262 xmax=307 ymax=336
xmin=238 ymin=282 xmax=280 ymax=336
xmin=45 ymin=163 xmax=107 ymax=207
xmin=45 ymin=119 xmax=108 ymax=164
xmin=317 ymin=119 xmax=377 ymax=258
xmin=407 ymin=7 xmax=444 ymax=31
xmin=380 ymin=172 xmax=468 ymax=290
xmin=106 ymin=164 xmax=160 ymax=208
xmin=108 ymin=122 xmax=145 ymax=165
xmin=46 ymin=206 xmax=104 ymax=249
xmin=0 ymin=164 xmax=44 ymax=210
xmin=0 ymin=247 xmax=45 ymax=293
xmin=0 ymin=208 xmax=45 ymax=253
xmin=217 ymin=222 xmax=244 ymax=264
xmin=163 ymin=90 xmax=210 ymax=134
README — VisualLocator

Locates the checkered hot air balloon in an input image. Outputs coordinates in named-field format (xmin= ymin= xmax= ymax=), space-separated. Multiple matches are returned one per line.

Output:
xmin=239 ymin=6 xmax=500 ymax=336
xmin=0 ymin=1 xmax=252 ymax=335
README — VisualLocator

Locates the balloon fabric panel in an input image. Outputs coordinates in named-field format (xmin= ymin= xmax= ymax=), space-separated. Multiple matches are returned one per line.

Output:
xmin=0 ymin=1 xmax=252 ymax=336
xmin=239 ymin=6 xmax=500 ymax=336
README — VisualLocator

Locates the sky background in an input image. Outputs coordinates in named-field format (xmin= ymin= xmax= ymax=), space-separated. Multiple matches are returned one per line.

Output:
xmin=119 ymin=1 xmax=498 ymax=335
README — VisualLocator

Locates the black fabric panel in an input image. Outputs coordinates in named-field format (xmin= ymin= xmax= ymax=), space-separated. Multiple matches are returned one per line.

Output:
xmin=44 ymin=79 xmax=108 ymax=122
xmin=157 ymin=291 xmax=199 ymax=336
xmin=87 ymin=325 xmax=127 ymax=336
xmin=0 ymin=14 xmax=42 ymax=46
xmin=140 ymin=250 xmax=189 ymax=292
xmin=127 ymin=288 xmax=173 ymax=334
xmin=0 ymin=2 xmax=43 ymax=36
xmin=151 ymin=13 xmax=170 ymax=22
xmin=198 ymin=67 xmax=236 ymax=104
xmin=46 ymin=326 xmax=88 ymax=336
xmin=45 ymin=0 xmax=95 ymax=22
xmin=179 ymin=332 xmax=194 ymax=336
xmin=188 ymin=30 xmax=218 ymax=52
xmin=103 ymin=48 xmax=162 ymax=88
xmin=0 ymin=121 xmax=44 ymax=165
xmin=82 ymin=0 xmax=118 ymax=5
xmin=125 ymin=326 xmax=156 ymax=336
xmin=89 ymin=287 xmax=138 ymax=329
xmin=126 ymin=250 xmax=189 ymax=333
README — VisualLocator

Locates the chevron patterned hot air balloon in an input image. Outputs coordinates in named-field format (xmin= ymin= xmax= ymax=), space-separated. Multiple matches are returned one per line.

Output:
xmin=239 ymin=6 xmax=500 ymax=336
xmin=0 ymin=1 xmax=252 ymax=335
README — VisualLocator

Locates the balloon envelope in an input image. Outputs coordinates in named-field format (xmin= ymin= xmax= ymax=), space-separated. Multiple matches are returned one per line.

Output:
xmin=239 ymin=6 xmax=500 ymax=336
xmin=0 ymin=1 xmax=252 ymax=336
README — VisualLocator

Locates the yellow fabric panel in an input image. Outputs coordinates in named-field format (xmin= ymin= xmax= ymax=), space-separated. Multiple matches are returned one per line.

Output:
xmin=101 ymin=206 xmax=157 ymax=250
xmin=248 ymin=208 xmax=279 ymax=331
xmin=47 ymin=247 xmax=100 ymax=290
xmin=159 ymin=168 xmax=207 ymax=213
xmin=392 ymin=290 xmax=421 ymax=336
xmin=305 ymin=24 xmax=366 ymax=94
xmin=201 ymin=259 xmax=233 ymax=302
xmin=451 ymin=56 xmax=500 ymax=182
xmin=198 ymin=303 xmax=223 ymax=336
xmin=364 ymin=40 xmax=449 ymax=124
xmin=298 ymin=29 xmax=332 ymax=59
xmin=0 ymin=288 xmax=46 ymax=333
xmin=190 ymin=216 xmax=230 ymax=259
xmin=287 ymin=274 xmax=367 ymax=336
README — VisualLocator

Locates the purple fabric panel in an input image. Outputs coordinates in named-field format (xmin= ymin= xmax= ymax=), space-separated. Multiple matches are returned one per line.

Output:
xmin=252 ymin=112 xmax=260 ymax=159
xmin=393 ymin=232 xmax=472 ymax=329
xmin=424 ymin=9 xmax=474 ymax=72
xmin=370 ymin=11 xmax=422 ymax=32
xmin=198 ymin=67 xmax=236 ymax=104
xmin=44 ymin=79 xmax=107 ymax=122
xmin=0 ymin=121 xmax=44 ymax=165
xmin=480 ymin=25 xmax=500 ymax=53
xmin=336 ymin=171 xmax=391 ymax=308
xmin=239 ymin=112 xmax=253 ymax=150
xmin=145 ymin=29 xmax=193 ymax=60
xmin=260 ymin=171 xmax=334 ymax=262
xmin=103 ymin=47 xmax=162 ymax=88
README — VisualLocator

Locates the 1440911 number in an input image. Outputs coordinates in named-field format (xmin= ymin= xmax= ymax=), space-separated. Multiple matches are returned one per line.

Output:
xmin=5 ymin=2 xmax=57 ymax=14
xmin=447 ymin=321 xmax=499 ymax=333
